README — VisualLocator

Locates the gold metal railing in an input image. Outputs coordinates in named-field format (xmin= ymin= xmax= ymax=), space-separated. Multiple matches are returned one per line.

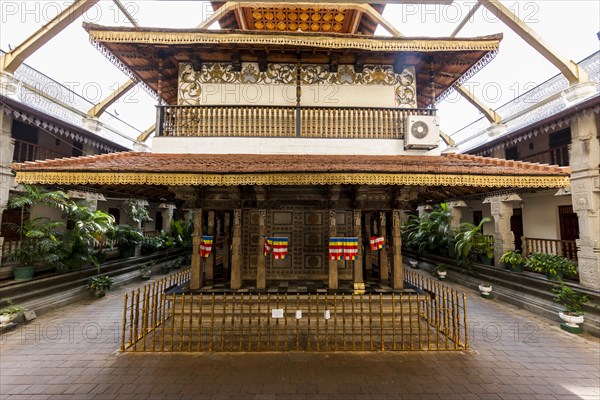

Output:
xmin=522 ymin=237 xmax=578 ymax=262
xmin=157 ymin=105 xmax=435 ymax=139
xmin=121 ymin=269 xmax=468 ymax=352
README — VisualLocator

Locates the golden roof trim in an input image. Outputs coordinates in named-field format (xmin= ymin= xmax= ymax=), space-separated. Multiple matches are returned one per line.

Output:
xmin=15 ymin=171 xmax=569 ymax=189
xmin=86 ymin=28 xmax=501 ymax=53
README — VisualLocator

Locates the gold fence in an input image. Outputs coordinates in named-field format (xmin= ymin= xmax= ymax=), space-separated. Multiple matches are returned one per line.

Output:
xmin=121 ymin=269 xmax=468 ymax=352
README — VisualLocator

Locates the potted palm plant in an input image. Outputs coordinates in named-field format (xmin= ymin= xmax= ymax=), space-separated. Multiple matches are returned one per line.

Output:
xmin=109 ymin=224 xmax=144 ymax=259
xmin=454 ymin=217 xmax=492 ymax=274
xmin=499 ymin=250 xmax=526 ymax=272
xmin=553 ymin=283 xmax=590 ymax=333
xmin=5 ymin=217 xmax=62 ymax=280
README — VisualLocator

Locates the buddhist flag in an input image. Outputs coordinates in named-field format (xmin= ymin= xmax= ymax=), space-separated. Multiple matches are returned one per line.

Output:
xmin=370 ymin=236 xmax=385 ymax=251
xmin=329 ymin=237 xmax=344 ymax=260
xmin=264 ymin=237 xmax=289 ymax=260
xmin=199 ymin=235 xmax=213 ymax=258
xmin=343 ymin=237 xmax=359 ymax=261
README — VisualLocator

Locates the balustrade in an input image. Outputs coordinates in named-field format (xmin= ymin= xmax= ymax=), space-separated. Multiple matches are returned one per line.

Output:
xmin=158 ymin=105 xmax=434 ymax=139
xmin=522 ymin=237 xmax=578 ymax=262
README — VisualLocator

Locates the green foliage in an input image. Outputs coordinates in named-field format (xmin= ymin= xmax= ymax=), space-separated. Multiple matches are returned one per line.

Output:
xmin=401 ymin=203 xmax=453 ymax=255
xmin=553 ymin=283 xmax=590 ymax=315
xmin=0 ymin=298 xmax=27 ymax=316
xmin=454 ymin=217 xmax=492 ymax=259
xmin=500 ymin=250 xmax=526 ymax=269
xmin=141 ymin=236 xmax=165 ymax=254
xmin=7 ymin=184 xmax=70 ymax=213
xmin=109 ymin=224 xmax=145 ymax=251
xmin=54 ymin=204 xmax=115 ymax=272
xmin=124 ymin=199 xmax=150 ymax=224
xmin=88 ymin=275 xmax=114 ymax=293
xmin=525 ymin=253 xmax=577 ymax=277
xmin=4 ymin=217 xmax=62 ymax=266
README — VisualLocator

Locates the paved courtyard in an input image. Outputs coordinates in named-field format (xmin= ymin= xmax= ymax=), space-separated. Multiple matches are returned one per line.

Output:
xmin=1 ymin=272 xmax=599 ymax=400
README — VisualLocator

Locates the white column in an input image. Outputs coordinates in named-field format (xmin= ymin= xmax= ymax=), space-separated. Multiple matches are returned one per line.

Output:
xmin=484 ymin=194 xmax=521 ymax=263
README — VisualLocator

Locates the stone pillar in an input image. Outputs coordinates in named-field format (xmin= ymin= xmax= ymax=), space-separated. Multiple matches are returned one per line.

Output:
xmin=223 ymin=213 xmax=231 ymax=271
xmin=231 ymin=209 xmax=242 ymax=290
xmin=448 ymin=200 xmax=467 ymax=229
xmin=570 ymin=111 xmax=600 ymax=290
xmin=0 ymin=107 xmax=14 ymax=264
xmin=190 ymin=209 xmax=204 ymax=290
xmin=328 ymin=209 xmax=338 ymax=290
xmin=205 ymin=211 xmax=215 ymax=280
xmin=353 ymin=210 xmax=363 ymax=285
xmin=364 ymin=213 xmax=372 ymax=274
xmin=391 ymin=209 xmax=404 ymax=290
xmin=379 ymin=212 xmax=389 ymax=283
xmin=161 ymin=205 xmax=175 ymax=233
xmin=485 ymin=195 xmax=518 ymax=263
xmin=256 ymin=209 xmax=267 ymax=290
xmin=87 ymin=200 xmax=98 ymax=212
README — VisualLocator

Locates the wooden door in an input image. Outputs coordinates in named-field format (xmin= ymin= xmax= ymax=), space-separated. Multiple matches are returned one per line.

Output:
xmin=558 ymin=205 xmax=579 ymax=241
xmin=510 ymin=208 xmax=524 ymax=251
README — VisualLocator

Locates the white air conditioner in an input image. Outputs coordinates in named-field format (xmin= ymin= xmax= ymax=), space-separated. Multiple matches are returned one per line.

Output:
xmin=404 ymin=115 xmax=440 ymax=150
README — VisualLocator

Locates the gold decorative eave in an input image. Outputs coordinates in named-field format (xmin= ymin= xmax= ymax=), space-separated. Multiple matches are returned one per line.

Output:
xmin=86 ymin=28 xmax=501 ymax=53
xmin=15 ymin=171 xmax=569 ymax=189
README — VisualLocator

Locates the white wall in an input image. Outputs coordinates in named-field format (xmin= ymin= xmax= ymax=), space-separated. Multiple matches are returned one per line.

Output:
xmin=521 ymin=191 xmax=572 ymax=240
xmin=152 ymin=136 xmax=441 ymax=156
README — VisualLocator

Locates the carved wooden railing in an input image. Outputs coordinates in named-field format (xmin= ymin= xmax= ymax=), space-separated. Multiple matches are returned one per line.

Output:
xmin=143 ymin=230 xmax=159 ymax=237
xmin=157 ymin=105 xmax=435 ymax=139
xmin=13 ymin=139 xmax=70 ymax=163
xmin=522 ymin=237 xmax=578 ymax=262
xmin=1 ymin=239 xmax=21 ymax=261
xmin=519 ymin=145 xmax=570 ymax=167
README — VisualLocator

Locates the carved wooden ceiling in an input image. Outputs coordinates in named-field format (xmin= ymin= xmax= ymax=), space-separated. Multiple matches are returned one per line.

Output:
xmin=210 ymin=2 xmax=384 ymax=35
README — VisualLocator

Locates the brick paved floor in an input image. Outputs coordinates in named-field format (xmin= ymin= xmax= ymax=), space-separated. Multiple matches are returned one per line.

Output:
xmin=1 ymin=271 xmax=599 ymax=400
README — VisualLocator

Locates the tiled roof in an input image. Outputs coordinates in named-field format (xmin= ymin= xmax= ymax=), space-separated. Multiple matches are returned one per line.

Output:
xmin=13 ymin=152 xmax=570 ymax=176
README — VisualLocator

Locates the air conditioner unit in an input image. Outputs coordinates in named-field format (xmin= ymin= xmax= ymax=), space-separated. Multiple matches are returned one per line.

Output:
xmin=404 ymin=115 xmax=440 ymax=150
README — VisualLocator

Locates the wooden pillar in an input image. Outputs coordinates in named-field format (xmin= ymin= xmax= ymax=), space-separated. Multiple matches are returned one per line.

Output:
xmin=256 ymin=209 xmax=267 ymax=290
xmin=190 ymin=209 xmax=204 ymax=290
xmin=223 ymin=213 xmax=231 ymax=271
xmin=392 ymin=209 xmax=404 ymax=290
xmin=231 ymin=209 xmax=242 ymax=290
xmin=379 ymin=212 xmax=389 ymax=283
xmin=353 ymin=210 xmax=363 ymax=284
xmin=328 ymin=210 xmax=338 ymax=290
xmin=205 ymin=211 xmax=215 ymax=280
xmin=364 ymin=213 xmax=372 ymax=274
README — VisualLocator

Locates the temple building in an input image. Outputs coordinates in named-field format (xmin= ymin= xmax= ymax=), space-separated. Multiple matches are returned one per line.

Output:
xmin=10 ymin=3 xmax=571 ymax=294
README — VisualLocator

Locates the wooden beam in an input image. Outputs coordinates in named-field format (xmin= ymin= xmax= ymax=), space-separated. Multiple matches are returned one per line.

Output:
xmin=455 ymin=83 xmax=502 ymax=124
xmin=112 ymin=0 xmax=139 ymax=27
xmin=136 ymin=124 xmax=156 ymax=143
xmin=87 ymin=79 xmax=137 ymax=118
xmin=478 ymin=0 xmax=587 ymax=84
xmin=450 ymin=3 xmax=480 ymax=37
xmin=1 ymin=0 xmax=101 ymax=73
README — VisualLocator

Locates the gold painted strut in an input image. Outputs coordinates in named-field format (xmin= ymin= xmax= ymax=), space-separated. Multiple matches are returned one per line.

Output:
xmin=16 ymin=171 xmax=569 ymax=188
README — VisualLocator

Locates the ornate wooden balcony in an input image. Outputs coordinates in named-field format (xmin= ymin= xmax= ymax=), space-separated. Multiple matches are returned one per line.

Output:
xmin=519 ymin=145 xmax=570 ymax=167
xmin=157 ymin=105 xmax=435 ymax=139
xmin=13 ymin=139 xmax=70 ymax=163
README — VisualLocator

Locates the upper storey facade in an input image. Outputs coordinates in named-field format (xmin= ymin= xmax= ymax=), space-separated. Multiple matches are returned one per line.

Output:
xmin=83 ymin=6 xmax=501 ymax=155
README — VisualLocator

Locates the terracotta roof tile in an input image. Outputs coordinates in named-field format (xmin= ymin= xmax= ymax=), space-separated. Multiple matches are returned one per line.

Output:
xmin=12 ymin=152 xmax=570 ymax=176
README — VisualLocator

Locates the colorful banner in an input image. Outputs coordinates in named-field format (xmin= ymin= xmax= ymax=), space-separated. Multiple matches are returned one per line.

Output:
xmin=370 ymin=236 xmax=385 ymax=251
xmin=264 ymin=237 xmax=289 ymax=260
xmin=329 ymin=237 xmax=359 ymax=261
xmin=199 ymin=235 xmax=214 ymax=258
